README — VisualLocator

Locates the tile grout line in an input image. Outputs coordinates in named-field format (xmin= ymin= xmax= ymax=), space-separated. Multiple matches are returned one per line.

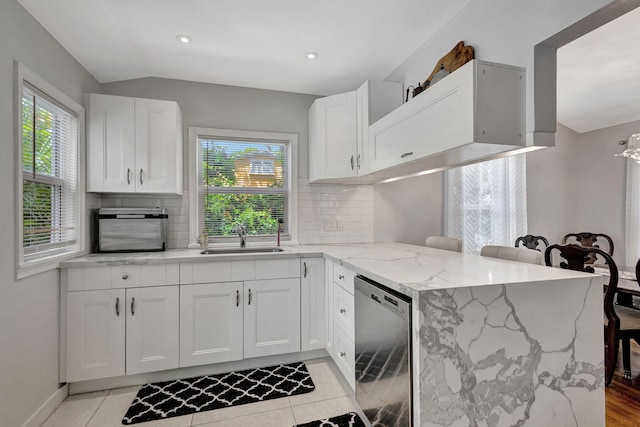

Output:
xmin=83 ymin=390 xmax=110 ymax=427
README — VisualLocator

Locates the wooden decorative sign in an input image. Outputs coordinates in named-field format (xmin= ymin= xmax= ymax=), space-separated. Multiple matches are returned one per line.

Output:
xmin=422 ymin=41 xmax=474 ymax=88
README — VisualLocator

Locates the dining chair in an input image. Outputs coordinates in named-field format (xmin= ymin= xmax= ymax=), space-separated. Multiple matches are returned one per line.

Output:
xmin=562 ymin=232 xmax=614 ymax=264
xmin=479 ymin=245 xmax=542 ymax=265
xmin=424 ymin=236 xmax=463 ymax=253
xmin=544 ymin=243 xmax=640 ymax=385
xmin=514 ymin=234 xmax=549 ymax=252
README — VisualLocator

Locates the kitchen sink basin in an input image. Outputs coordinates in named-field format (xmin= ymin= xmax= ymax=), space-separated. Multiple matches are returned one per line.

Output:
xmin=200 ymin=247 xmax=285 ymax=255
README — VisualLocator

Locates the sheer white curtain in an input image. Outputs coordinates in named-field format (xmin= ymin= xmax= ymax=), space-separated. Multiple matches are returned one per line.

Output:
xmin=446 ymin=155 xmax=527 ymax=254
xmin=625 ymin=133 xmax=640 ymax=266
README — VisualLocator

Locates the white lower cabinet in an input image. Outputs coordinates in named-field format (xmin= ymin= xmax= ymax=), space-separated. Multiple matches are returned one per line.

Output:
xmin=126 ymin=286 xmax=179 ymax=375
xmin=301 ymin=258 xmax=325 ymax=352
xmin=333 ymin=324 xmax=356 ymax=389
xmin=66 ymin=286 xmax=179 ymax=381
xmin=180 ymin=282 xmax=243 ymax=367
xmin=66 ymin=289 xmax=126 ymax=382
xmin=244 ymin=278 xmax=301 ymax=359
xmin=325 ymin=261 xmax=334 ymax=357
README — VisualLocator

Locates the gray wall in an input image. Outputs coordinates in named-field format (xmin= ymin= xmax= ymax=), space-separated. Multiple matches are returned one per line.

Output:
xmin=100 ymin=78 xmax=319 ymax=181
xmin=0 ymin=1 xmax=99 ymax=426
xmin=374 ymin=173 xmax=443 ymax=245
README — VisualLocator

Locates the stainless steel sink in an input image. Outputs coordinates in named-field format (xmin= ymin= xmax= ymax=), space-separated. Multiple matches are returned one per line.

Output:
xmin=200 ymin=247 xmax=285 ymax=255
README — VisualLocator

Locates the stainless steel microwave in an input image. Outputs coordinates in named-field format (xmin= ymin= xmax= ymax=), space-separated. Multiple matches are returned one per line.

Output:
xmin=97 ymin=208 xmax=168 ymax=252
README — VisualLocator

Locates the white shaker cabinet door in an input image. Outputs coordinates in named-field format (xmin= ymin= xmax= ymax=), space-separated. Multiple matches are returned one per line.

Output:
xmin=86 ymin=94 xmax=136 ymax=193
xmin=244 ymin=279 xmax=301 ymax=359
xmin=134 ymin=98 xmax=182 ymax=194
xmin=126 ymin=286 xmax=179 ymax=375
xmin=301 ymin=258 xmax=325 ymax=352
xmin=66 ymin=289 xmax=126 ymax=382
xmin=180 ymin=282 xmax=243 ymax=367
xmin=309 ymin=91 xmax=357 ymax=182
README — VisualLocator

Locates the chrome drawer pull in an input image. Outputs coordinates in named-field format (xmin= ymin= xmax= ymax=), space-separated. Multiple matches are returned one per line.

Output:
xmin=236 ymin=290 xmax=240 ymax=307
xmin=127 ymin=168 xmax=132 ymax=185
xmin=303 ymin=262 xmax=307 ymax=278
xmin=340 ymin=351 xmax=346 ymax=358
xmin=140 ymin=168 xmax=144 ymax=185
xmin=400 ymin=152 xmax=414 ymax=158
xmin=248 ymin=289 xmax=252 ymax=305
xmin=131 ymin=297 xmax=135 ymax=316
xmin=115 ymin=297 xmax=120 ymax=316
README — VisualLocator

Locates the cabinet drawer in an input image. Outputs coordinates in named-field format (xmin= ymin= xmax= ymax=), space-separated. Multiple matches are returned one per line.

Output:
xmin=333 ymin=263 xmax=355 ymax=294
xmin=180 ymin=262 xmax=233 ymax=284
xmin=111 ymin=266 xmax=141 ymax=288
xmin=333 ymin=284 xmax=354 ymax=341
xmin=333 ymin=324 xmax=355 ymax=390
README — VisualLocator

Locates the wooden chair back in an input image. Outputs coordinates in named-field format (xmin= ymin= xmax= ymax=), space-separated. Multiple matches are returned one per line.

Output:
xmin=561 ymin=232 xmax=614 ymax=264
xmin=545 ymin=243 xmax=619 ymax=385
xmin=514 ymin=234 xmax=549 ymax=251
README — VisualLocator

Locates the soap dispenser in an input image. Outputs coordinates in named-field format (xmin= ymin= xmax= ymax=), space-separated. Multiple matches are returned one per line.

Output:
xmin=199 ymin=228 xmax=209 ymax=249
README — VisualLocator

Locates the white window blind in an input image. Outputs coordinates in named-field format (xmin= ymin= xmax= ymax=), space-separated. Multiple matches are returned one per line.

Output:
xmin=446 ymin=155 xmax=527 ymax=254
xmin=198 ymin=137 xmax=288 ymax=238
xmin=21 ymin=82 xmax=79 ymax=257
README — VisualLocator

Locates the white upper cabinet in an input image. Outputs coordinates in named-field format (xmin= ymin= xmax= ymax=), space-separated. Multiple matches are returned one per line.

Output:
xmin=86 ymin=93 xmax=183 ymax=195
xmin=308 ymin=80 xmax=402 ymax=183
xmin=309 ymin=91 xmax=357 ymax=181
xmin=367 ymin=60 xmax=526 ymax=179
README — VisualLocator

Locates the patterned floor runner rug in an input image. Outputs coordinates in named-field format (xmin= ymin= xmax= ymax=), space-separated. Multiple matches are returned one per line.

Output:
xmin=122 ymin=362 xmax=315 ymax=425
xmin=294 ymin=412 xmax=366 ymax=427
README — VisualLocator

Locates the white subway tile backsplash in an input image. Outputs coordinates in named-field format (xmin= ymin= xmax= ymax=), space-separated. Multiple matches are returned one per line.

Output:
xmin=89 ymin=178 xmax=373 ymax=248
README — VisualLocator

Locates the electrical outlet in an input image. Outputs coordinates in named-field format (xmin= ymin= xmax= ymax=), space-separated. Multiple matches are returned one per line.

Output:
xmin=336 ymin=218 xmax=344 ymax=231
xmin=323 ymin=218 xmax=336 ymax=231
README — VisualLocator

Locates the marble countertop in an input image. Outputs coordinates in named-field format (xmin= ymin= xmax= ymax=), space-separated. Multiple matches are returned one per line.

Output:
xmin=60 ymin=242 xmax=594 ymax=295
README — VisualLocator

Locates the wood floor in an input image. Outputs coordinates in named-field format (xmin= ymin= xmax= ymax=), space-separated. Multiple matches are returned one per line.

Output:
xmin=607 ymin=341 xmax=640 ymax=426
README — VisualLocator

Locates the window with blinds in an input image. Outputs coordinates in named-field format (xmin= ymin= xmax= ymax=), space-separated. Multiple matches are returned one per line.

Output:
xmin=198 ymin=137 xmax=288 ymax=239
xmin=21 ymin=82 xmax=79 ymax=258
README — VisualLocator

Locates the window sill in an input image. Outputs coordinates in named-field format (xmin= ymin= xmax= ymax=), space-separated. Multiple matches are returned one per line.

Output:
xmin=17 ymin=248 xmax=87 ymax=280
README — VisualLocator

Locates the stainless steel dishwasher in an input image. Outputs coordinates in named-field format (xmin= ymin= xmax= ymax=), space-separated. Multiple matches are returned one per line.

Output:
xmin=355 ymin=275 xmax=412 ymax=427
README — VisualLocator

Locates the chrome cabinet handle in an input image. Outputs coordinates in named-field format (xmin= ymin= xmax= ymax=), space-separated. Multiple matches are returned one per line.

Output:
xmin=122 ymin=274 xmax=128 ymax=280
xmin=248 ymin=289 xmax=252 ymax=306
xmin=303 ymin=262 xmax=307 ymax=278
xmin=236 ymin=290 xmax=240 ymax=307
xmin=127 ymin=168 xmax=131 ymax=185
xmin=338 ymin=274 xmax=344 ymax=280
xmin=115 ymin=297 xmax=120 ymax=316
xmin=131 ymin=297 xmax=135 ymax=316
xmin=139 ymin=168 xmax=143 ymax=185
xmin=400 ymin=152 xmax=414 ymax=158
xmin=339 ymin=308 xmax=346 ymax=314
xmin=350 ymin=155 xmax=354 ymax=170
xmin=340 ymin=351 xmax=346 ymax=358
xmin=357 ymin=154 xmax=361 ymax=169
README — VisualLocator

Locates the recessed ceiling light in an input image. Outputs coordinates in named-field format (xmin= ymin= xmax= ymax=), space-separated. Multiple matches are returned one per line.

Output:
xmin=176 ymin=35 xmax=192 ymax=44
xmin=305 ymin=52 xmax=319 ymax=60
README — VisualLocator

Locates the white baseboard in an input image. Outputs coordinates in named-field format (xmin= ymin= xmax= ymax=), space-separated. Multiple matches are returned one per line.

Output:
xmin=21 ymin=384 xmax=69 ymax=427
xmin=69 ymin=349 xmax=328 ymax=395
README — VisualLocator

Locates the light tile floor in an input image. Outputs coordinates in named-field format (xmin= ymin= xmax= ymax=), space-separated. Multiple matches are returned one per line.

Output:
xmin=42 ymin=359 xmax=366 ymax=427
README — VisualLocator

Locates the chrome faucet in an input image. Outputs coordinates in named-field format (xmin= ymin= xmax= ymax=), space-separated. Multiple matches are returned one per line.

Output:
xmin=232 ymin=223 xmax=248 ymax=248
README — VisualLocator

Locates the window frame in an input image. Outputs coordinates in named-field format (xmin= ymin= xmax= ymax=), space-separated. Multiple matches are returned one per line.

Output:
xmin=15 ymin=62 xmax=86 ymax=279
xmin=188 ymin=127 xmax=298 ymax=247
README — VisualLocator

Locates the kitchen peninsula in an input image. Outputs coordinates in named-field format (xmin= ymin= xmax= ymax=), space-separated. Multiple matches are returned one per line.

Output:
xmin=61 ymin=242 xmax=604 ymax=427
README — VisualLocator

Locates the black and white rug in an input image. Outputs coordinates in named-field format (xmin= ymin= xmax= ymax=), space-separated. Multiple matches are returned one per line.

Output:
xmin=294 ymin=412 xmax=366 ymax=427
xmin=122 ymin=362 xmax=315 ymax=425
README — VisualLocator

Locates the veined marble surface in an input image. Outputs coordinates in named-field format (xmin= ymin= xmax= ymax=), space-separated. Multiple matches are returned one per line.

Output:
xmin=417 ymin=279 xmax=603 ymax=427
xmin=61 ymin=242 xmax=594 ymax=295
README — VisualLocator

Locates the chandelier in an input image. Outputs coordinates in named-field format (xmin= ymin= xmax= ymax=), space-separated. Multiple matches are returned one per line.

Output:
xmin=616 ymin=134 xmax=640 ymax=163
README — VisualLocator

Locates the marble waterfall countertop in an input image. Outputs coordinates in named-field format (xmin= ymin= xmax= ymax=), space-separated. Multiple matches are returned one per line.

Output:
xmin=60 ymin=242 xmax=593 ymax=297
